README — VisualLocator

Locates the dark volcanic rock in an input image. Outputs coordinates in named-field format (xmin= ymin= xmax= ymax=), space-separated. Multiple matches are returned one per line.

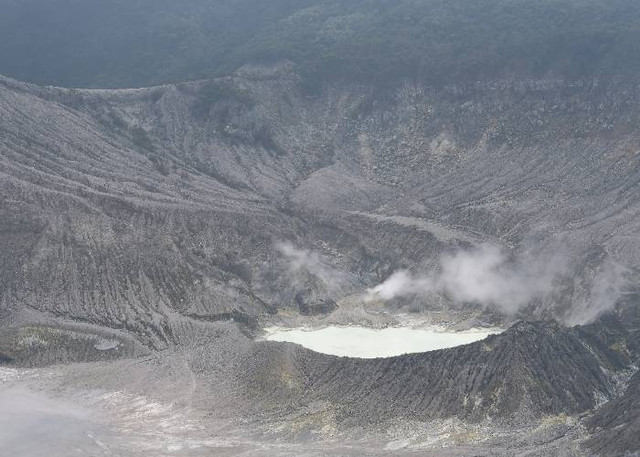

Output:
xmin=584 ymin=301 xmax=640 ymax=456
xmin=240 ymin=321 xmax=632 ymax=427
xmin=588 ymin=371 xmax=640 ymax=456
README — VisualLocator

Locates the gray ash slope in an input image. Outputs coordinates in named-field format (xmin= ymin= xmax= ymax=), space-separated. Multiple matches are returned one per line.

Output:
xmin=1 ymin=66 xmax=640 ymax=455
xmin=242 ymin=319 xmax=636 ymax=421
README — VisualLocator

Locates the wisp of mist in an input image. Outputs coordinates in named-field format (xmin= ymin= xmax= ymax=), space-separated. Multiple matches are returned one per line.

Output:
xmin=366 ymin=243 xmax=629 ymax=324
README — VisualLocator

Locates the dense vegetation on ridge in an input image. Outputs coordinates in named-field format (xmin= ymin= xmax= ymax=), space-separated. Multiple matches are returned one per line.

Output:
xmin=1 ymin=0 xmax=640 ymax=89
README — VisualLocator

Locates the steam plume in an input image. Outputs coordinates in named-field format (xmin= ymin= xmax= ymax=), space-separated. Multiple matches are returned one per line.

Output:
xmin=566 ymin=260 xmax=630 ymax=325
xmin=367 ymin=243 xmax=567 ymax=313
xmin=276 ymin=241 xmax=347 ymax=295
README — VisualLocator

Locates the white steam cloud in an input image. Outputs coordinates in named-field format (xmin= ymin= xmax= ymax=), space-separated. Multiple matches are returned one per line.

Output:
xmin=367 ymin=243 xmax=568 ymax=314
xmin=276 ymin=241 xmax=347 ymax=295
xmin=278 ymin=241 xmax=630 ymax=323
xmin=566 ymin=260 xmax=630 ymax=325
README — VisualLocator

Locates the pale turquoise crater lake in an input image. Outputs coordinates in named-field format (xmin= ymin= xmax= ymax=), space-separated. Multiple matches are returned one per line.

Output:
xmin=262 ymin=325 xmax=500 ymax=358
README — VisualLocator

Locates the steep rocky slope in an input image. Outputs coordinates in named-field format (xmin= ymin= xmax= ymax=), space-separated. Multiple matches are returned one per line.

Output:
xmin=1 ymin=66 xmax=640 ymax=455
xmin=242 ymin=321 xmax=628 ymax=422
xmin=2 ymin=67 xmax=640 ymax=333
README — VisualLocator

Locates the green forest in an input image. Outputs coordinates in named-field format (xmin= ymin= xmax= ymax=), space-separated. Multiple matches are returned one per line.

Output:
xmin=1 ymin=0 xmax=639 ymax=89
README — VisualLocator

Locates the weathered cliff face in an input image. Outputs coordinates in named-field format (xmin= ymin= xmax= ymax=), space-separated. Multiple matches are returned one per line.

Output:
xmin=1 ymin=67 xmax=640 ymax=455
xmin=241 ymin=320 xmax=626 ymax=422
xmin=586 ymin=304 xmax=640 ymax=455
xmin=2 ymin=67 xmax=639 ymax=341
xmin=588 ymin=369 xmax=640 ymax=455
